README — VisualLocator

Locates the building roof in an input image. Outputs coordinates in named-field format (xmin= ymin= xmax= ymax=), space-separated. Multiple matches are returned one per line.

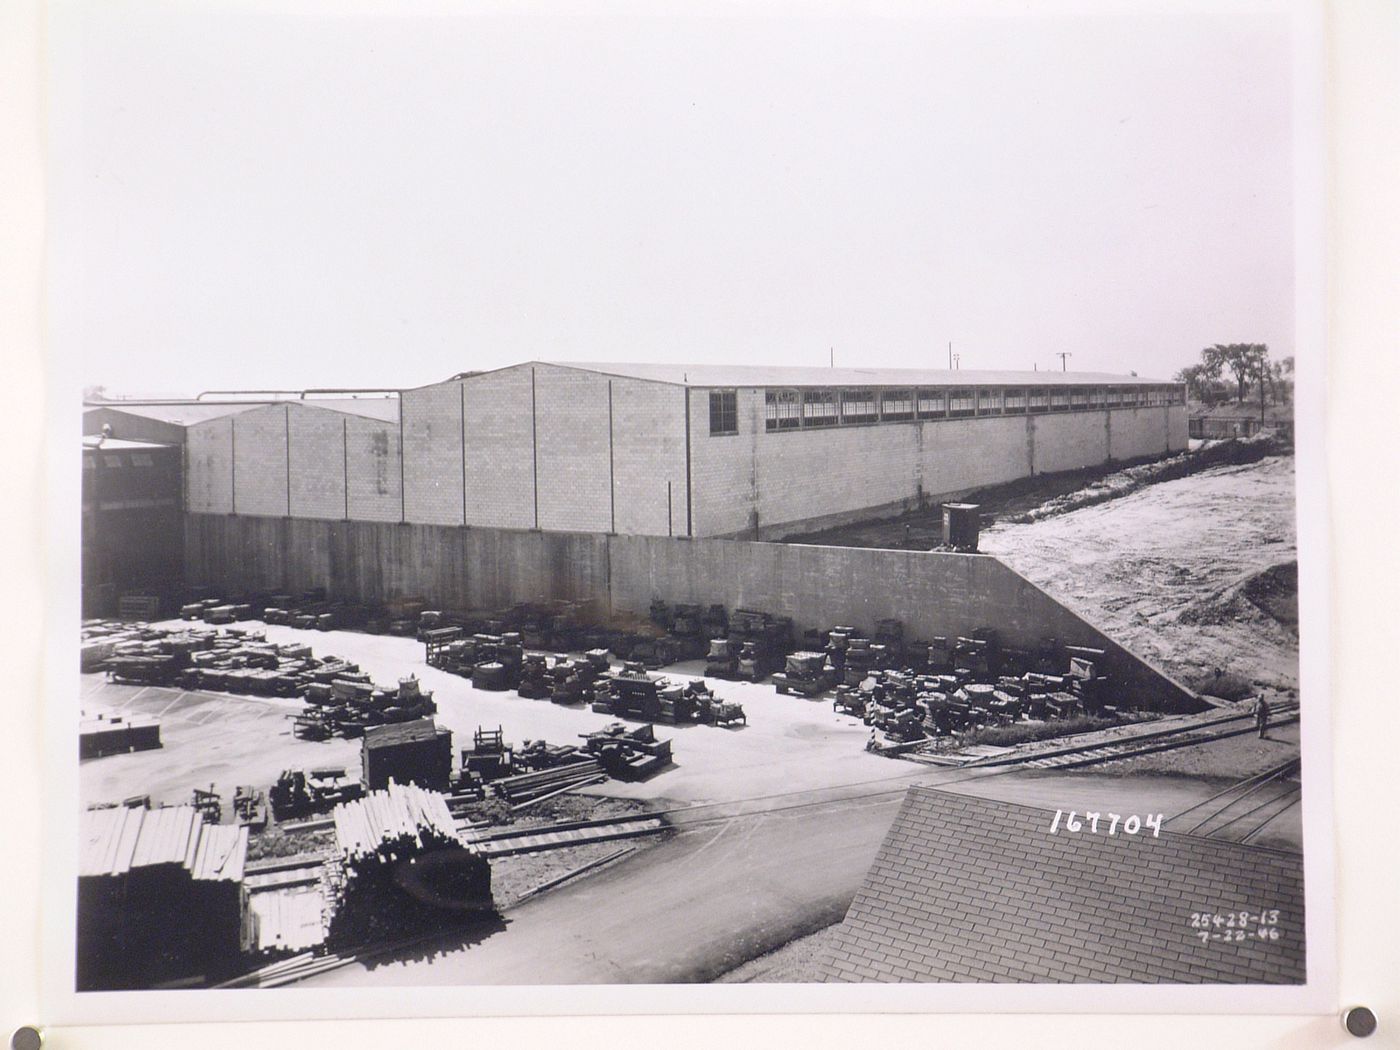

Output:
xmin=362 ymin=717 xmax=449 ymax=749
xmin=79 ymin=805 xmax=248 ymax=882
xmin=83 ymin=402 xmax=268 ymax=426
xmin=820 ymin=787 xmax=1305 ymax=985
xmin=85 ymin=397 xmax=399 ymax=426
xmin=539 ymin=361 xmax=1176 ymax=388
xmin=81 ymin=436 xmax=175 ymax=451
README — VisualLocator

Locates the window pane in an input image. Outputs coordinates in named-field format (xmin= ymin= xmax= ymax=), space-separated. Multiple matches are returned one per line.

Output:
xmin=1004 ymin=388 xmax=1027 ymax=413
xmin=1070 ymin=387 xmax=1089 ymax=409
xmin=916 ymin=388 xmax=946 ymax=419
xmin=709 ymin=390 xmax=737 ymax=435
xmin=764 ymin=389 xmax=801 ymax=431
xmin=977 ymin=388 xmax=1003 ymax=415
xmin=803 ymin=388 xmax=838 ymax=426
xmin=840 ymin=388 xmax=877 ymax=424
xmin=1028 ymin=389 xmax=1050 ymax=412
xmin=948 ymin=388 xmax=975 ymax=417
xmin=880 ymin=388 xmax=914 ymax=422
xmin=1050 ymin=389 xmax=1070 ymax=411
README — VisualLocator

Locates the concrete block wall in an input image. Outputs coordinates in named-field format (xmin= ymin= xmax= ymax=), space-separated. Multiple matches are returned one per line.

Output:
xmin=231 ymin=406 xmax=289 ymax=516
xmin=459 ymin=367 xmax=535 ymax=528
xmin=402 ymin=381 xmax=465 ymax=526
xmin=690 ymin=393 xmax=1185 ymax=538
xmin=184 ymin=513 xmax=1198 ymax=711
xmin=611 ymin=377 xmax=688 ymax=536
xmin=346 ymin=415 xmax=402 ymax=522
xmin=1029 ymin=410 xmax=1111 ymax=475
xmin=185 ymin=416 xmax=236 ymax=514
xmin=917 ymin=415 xmax=1032 ymax=500
xmin=182 ymin=366 xmax=1184 ymax=539
xmin=533 ymin=364 xmax=612 ymax=533
xmin=607 ymin=534 xmax=1198 ymax=712
xmin=287 ymin=404 xmax=346 ymax=520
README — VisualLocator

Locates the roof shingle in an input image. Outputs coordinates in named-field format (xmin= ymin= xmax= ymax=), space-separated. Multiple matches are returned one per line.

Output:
xmin=820 ymin=787 xmax=1305 ymax=984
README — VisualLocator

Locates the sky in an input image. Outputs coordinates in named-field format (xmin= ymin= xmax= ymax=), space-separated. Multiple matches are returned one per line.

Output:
xmin=47 ymin=0 xmax=1300 ymax=396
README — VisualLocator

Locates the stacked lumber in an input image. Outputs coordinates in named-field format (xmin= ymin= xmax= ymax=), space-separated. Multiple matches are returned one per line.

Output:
xmin=332 ymin=781 xmax=463 ymax=865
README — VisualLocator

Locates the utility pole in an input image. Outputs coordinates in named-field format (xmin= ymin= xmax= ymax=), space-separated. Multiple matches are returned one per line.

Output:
xmin=830 ymin=347 xmax=834 ymax=368
xmin=948 ymin=341 xmax=952 ymax=370
xmin=1055 ymin=351 xmax=1072 ymax=372
xmin=952 ymin=353 xmax=961 ymax=370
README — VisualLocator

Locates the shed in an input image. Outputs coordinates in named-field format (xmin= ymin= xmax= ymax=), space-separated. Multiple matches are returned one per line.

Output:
xmin=360 ymin=718 xmax=453 ymax=792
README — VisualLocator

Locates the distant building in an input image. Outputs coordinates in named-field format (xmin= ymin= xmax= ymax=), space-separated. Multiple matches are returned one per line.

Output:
xmin=1188 ymin=401 xmax=1294 ymax=441
xmin=183 ymin=362 xmax=1188 ymax=539
xmin=81 ymin=435 xmax=184 ymax=616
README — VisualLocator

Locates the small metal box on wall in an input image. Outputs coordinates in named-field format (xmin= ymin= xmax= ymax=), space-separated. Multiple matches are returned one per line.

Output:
xmin=942 ymin=503 xmax=981 ymax=551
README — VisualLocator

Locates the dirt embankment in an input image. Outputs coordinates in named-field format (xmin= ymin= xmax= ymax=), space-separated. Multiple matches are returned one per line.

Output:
xmin=981 ymin=454 xmax=1299 ymax=693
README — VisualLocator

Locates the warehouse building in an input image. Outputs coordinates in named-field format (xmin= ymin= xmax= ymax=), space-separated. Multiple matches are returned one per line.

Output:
xmin=185 ymin=398 xmax=403 ymax=520
xmin=183 ymin=362 xmax=1186 ymax=539
xmin=82 ymin=434 xmax=184 ymax=616
xmin=82 ymin=400 xmax=276 ymax=445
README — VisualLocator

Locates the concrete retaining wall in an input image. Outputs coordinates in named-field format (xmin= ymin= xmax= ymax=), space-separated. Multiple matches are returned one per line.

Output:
xmin=186 ymin=514 xmax=1198 ymax=711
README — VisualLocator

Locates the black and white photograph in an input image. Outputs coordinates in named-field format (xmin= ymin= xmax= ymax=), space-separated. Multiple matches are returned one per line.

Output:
xmin=35 ymin=0 xmax=1344 ymax=1023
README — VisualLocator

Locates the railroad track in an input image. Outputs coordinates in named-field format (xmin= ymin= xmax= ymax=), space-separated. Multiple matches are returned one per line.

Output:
xmin=1012 ymin=700 xmax=1299 ymax=771
xmin=1163 ymin=757 xmax=1303 ymax=844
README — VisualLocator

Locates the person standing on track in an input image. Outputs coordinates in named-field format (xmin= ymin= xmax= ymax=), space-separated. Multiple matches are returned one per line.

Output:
xmin=1254 ymin=695 xmax=1271 ymax=739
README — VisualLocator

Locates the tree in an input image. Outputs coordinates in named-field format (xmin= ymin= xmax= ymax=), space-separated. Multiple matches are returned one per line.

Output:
xmin=1174 ymin=364 xmax=1211 ymax=402
xmin=1201 ymin=343 xmax=1268 ymax=403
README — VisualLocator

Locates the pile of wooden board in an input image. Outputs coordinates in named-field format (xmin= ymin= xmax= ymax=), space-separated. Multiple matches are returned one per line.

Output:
xmin=331 ymin=781 xmax=462 ymax=864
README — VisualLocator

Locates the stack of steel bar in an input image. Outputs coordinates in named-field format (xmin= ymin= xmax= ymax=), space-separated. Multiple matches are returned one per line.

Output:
xmin=491 ymin=759 xmax=606 ymax=807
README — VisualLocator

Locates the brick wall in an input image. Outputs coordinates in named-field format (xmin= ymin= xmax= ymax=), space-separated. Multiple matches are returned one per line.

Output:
xmin=287 ymin=404 xmax=345 ymax=520
xmin=822 ymin=788 xmax=1305 ymax=984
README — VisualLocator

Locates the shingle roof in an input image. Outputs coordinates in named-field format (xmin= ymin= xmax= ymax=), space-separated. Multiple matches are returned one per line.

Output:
xmin=79 ymin=806 xmax=248 ymax=882
xmin=820 ymin=787 xmax=1305 ymax=984
xmin=541 ymin=361 xmax=1176 ymax=388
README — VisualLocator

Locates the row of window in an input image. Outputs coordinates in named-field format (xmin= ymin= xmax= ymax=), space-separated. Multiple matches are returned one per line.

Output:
xmin=707 ymin=385 xmax=1184 ymax=435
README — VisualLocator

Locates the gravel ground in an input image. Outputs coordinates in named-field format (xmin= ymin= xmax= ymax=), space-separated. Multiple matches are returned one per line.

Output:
xmin=714 ymin=922 xmax=841 ymax=983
